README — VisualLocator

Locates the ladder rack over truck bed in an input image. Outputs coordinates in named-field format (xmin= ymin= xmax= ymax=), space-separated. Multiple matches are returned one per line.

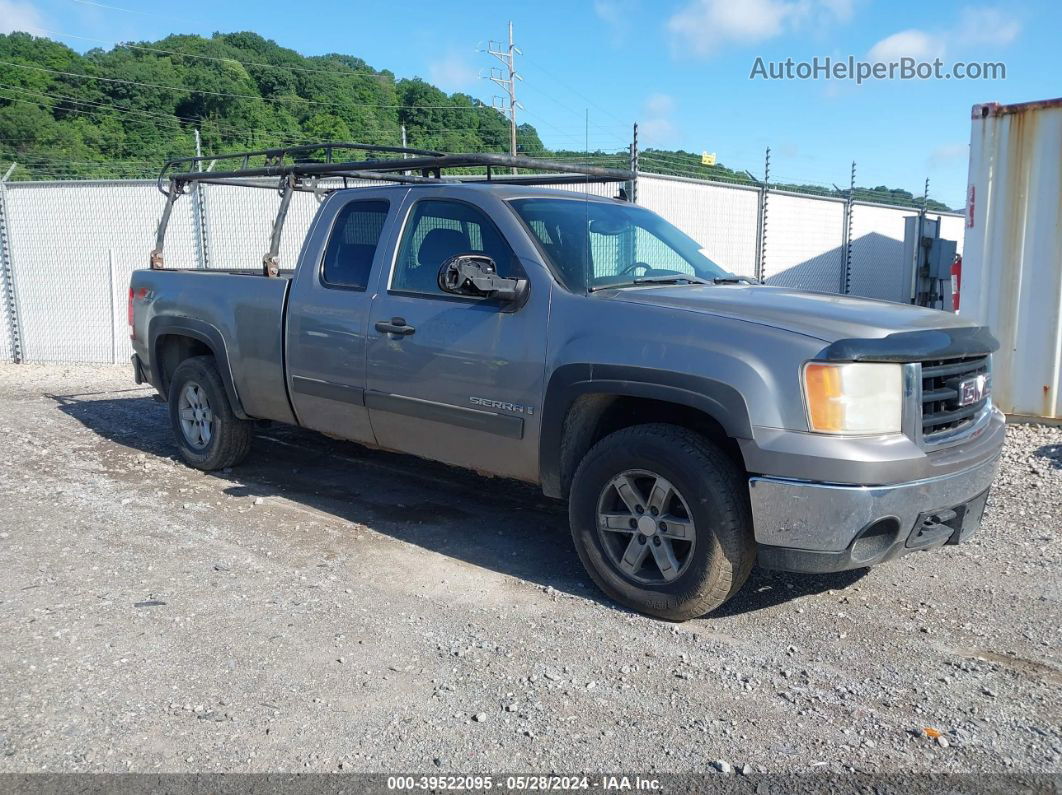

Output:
xmin=151 ymin=142 xmax=636 ymax=276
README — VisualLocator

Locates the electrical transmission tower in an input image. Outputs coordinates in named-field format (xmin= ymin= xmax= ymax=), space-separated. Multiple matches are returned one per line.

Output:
xmin=487 ymin=21 xmax=523 ymax=172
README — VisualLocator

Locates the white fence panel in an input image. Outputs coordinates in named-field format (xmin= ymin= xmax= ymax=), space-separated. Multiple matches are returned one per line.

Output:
xmin=763 ymin=192 xmax=845 ymax=292
xmin=5 ymin=181 xmax=197 ymax=363
xmin=0 ymin=176 xmax=970 ymax=365
xmin=637 ymin=175 xmax=759 ymax=277
xmin=201 ymin=178 xmax=383 ymax=270
xmin=846 ymin=202 xmax=918 ymax=303
xmin=201 ymin=184 xmax=295 ymax=270
xmin=551 ymin=180 xmax=619 ymax=200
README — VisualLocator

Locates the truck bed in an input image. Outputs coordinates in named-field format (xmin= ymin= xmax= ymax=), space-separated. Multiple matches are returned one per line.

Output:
xmin=130 ymin=268 xmax=295 ymax=424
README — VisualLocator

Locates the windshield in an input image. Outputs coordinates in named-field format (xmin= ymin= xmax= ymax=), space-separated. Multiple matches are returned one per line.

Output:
xmin=508 ymin=197 xmax=735 ymax=292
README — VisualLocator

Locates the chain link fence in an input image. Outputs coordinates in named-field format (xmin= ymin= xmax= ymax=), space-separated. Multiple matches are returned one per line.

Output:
xmin=845 ymin=202 xmax=966 ymax=303
xmin=761 ymin=192 xmax=847 ymax=292
xmin=0 ymin=173 xmax=964 ymax=364
xmin=637 ymin=175 xmax=761 ymax=276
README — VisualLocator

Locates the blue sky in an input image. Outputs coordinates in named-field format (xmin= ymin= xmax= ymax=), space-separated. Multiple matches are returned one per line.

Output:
xmin=2 ymin=0 xmax=1059 ymax=207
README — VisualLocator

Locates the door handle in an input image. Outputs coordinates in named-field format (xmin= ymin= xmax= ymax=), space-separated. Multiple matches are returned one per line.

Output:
xmin=375 ymin=317 xmax=416 ymax=336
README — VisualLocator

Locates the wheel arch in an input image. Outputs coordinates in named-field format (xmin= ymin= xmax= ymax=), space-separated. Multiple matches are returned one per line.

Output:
xmin=149 ymin=317 xmax=248 ymax=419
xmin=540 ymin=363 xmax=753 ymax=499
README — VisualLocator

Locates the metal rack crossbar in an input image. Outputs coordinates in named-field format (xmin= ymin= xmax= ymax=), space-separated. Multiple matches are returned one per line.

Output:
xmin=151 ymin=142 xmax=634 ymax=276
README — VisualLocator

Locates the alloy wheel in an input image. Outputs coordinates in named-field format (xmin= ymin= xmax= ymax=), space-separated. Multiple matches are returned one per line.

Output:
xmin=595 ymin=469 xmax=697 ymax=584
xmin=177 ymin=381 xmax=214 ymax=449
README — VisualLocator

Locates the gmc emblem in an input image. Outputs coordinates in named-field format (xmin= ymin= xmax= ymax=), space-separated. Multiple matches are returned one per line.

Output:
xmin=957 ymin=374 xmax=990 ymax=407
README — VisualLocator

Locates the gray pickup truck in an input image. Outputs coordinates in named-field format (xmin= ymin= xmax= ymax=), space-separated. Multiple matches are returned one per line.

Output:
xmin=130 ymin=147 xmax=1005 ymax=620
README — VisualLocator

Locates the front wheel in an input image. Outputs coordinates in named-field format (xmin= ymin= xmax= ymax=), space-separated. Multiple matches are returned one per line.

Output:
xmin=568 ymin=424 xmax=755 ymax=621
xmin=168 ymin=355 xmax=253 ymax=471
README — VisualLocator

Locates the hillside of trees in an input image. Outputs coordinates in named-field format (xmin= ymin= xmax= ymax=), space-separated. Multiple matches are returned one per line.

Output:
xmin=0 ymin=31 xmax=951 ymax=210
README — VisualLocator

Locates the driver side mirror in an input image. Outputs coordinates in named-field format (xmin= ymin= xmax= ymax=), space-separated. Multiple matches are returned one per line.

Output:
xmin=438 ymin=254 xmax=529 ymax=308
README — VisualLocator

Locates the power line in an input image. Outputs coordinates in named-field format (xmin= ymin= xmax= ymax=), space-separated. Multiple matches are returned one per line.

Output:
xmin=0 ymin=60 xmax=497 ymax=111
xmin=0 ymin=83 xmax=360 ymax=146
xmin=27 ymin=26 xmax=393 ymax=81
xmin=519 ymin=53 xmax=630 ymax=128
xmin=68 ymin=0 xmax=213 ymax=24
xmin=29 ymin=17 xmax=629 ymax=156
xmin=0 ymin=82 xmax=619 ymax=158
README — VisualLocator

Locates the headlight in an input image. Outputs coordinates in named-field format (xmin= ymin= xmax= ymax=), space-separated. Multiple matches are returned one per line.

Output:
xmin=802 ymin=362 xmax=903 ymax=435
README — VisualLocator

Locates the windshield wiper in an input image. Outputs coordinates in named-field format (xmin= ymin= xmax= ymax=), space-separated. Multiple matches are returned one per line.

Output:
xmin=589 ymin=273 xmax=714 ymax=292
xmin=630 ymin=274 xmax=710 ymax=286
xmin=713 ymin=276 xmax=758 ymax=284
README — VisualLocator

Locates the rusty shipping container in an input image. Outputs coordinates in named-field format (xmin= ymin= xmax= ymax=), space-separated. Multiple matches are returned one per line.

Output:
xmin=962 ymin=98 xmax=1062 ymax=420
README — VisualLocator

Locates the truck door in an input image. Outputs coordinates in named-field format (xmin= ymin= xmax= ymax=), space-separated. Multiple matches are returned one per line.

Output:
xmin=285 ymin=190 xmax=404 ymax=445
xmin=364 ymin=191 xmax=550 ymax=482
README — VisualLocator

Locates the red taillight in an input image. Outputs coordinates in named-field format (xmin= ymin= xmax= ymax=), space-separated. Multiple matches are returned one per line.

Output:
xmin=128 ymin=287 xmax=135 ymax=339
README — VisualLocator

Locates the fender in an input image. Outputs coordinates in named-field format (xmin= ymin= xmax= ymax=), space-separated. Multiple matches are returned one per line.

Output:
xmin=148 ymin=315 xmax=249 ymax=419
xmin=539 ymin=363 xmax=753 ymax=498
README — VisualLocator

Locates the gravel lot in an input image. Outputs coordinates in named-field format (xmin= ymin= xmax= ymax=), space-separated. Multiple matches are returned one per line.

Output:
xmin=0 ymin=363 xmax=1059 ymax=776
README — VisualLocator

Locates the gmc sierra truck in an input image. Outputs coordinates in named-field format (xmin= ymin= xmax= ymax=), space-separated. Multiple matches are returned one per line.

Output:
xmin=130 ymin=146 xmax=1005 ymax=620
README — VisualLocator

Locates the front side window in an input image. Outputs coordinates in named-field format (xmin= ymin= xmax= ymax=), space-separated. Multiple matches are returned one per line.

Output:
xmin=321 ymin=200 xmax=389 ymax=290
xmin=509 ymin=198 xmax=734 ymax=292
xmin=392 ymin=199 xmax=516 ymax=295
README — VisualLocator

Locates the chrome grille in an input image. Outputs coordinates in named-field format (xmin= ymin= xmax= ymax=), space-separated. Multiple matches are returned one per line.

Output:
xmin=920 ymin=356 xmax=990 ymax=440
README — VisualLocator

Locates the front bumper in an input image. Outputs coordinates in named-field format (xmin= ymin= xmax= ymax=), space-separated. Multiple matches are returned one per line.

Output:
xmin=749 ymin=451 xmax=1000 ymax=573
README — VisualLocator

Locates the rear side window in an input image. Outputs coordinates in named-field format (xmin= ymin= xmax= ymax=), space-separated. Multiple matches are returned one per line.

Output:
xmin=321 ymin=200 xmax=389 ymax=289
xmin=392 ymin=199 xmax=515 ymax=295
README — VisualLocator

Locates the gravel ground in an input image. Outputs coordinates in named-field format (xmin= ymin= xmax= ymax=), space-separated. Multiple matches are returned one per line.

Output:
xmin=0 ymin=363 xmax=1058 ymax=776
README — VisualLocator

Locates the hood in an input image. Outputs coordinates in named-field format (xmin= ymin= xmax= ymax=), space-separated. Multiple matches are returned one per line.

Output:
xmin=602 ymin=284 xmax=976 ymax=344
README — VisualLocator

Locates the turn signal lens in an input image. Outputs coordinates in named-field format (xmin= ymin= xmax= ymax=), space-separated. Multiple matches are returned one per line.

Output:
xmin=803 ymin=362 xmax=902 ymax=435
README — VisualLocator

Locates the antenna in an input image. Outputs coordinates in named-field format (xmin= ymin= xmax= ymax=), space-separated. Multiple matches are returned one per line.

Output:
xmin=487 ymin=21 xmax=523 ymax=173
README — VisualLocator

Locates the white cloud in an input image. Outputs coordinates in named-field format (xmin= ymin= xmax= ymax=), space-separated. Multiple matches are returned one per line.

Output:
xmin=594 ymin=0 xmax=636 ymax=45
xmin=0 ymin=0 xmax=44 ymax=34
xmin=867 ymin=6 xmax=1021 ymax=65
xmin=956 ymin=6 xmax=1021 ymax=46
xmin=427 ymin=53 xmax=480 ymax=92
xmin=644 ymin=93 xmax=675 ymax=116
xmin=666 ymin=0 xmax=852 ymax=57
xmin=640 ymin=93 xmax=677 ymax=144
xmin=928 ymin=142 xmax=969 ymax=171
xmin=867 ymin=29 xmax=946 ymax=62
xmin=816 ymin=0 xmax=856 ymax=23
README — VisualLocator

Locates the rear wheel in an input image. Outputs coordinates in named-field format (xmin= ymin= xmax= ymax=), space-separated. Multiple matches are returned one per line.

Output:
xmin=168 ymin=356 xmax=253 ymax=471
xmin=568 ymin=424 xmax=755 ymax=620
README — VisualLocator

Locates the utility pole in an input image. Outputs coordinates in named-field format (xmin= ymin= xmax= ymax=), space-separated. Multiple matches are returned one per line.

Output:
xmin=629 ymin=122 xmax=639 ymax=203
xmin=401 ymin=124 xmax=410 ymax=175
xmin=488 ymin=21 xmax=522 ymax=173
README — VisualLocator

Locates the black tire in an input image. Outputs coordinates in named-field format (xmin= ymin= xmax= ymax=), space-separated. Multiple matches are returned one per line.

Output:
xmin=168 ymin=355 xmax=253 ymax=471
xmin=568 ymin=423 xmax=755 ymax=621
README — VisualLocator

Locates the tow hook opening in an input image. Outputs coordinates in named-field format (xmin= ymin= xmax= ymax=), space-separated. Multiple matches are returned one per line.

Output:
xmin=850 ymin=517 xmax=901 ymax=564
